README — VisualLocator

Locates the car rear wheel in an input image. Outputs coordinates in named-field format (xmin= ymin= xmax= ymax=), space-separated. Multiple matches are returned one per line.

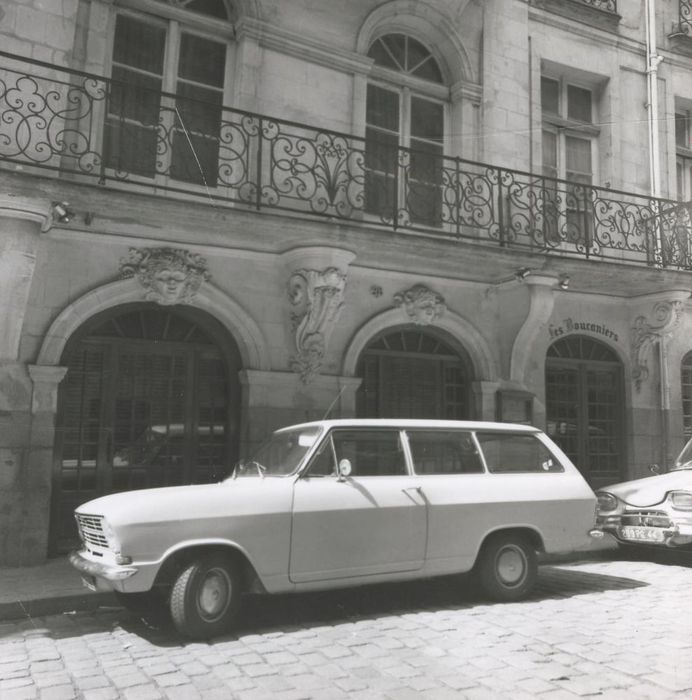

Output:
xmin=170 ymin=553 xmax=242 ymax=639
xmin=475 ymin=533 xmax=537 ymax=602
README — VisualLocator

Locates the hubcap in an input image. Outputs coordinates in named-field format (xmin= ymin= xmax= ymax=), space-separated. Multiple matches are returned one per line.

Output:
xmin=496 ymin=546 xmax=527 ymax=587
xmin=197 ymin=567 xmax=231 ymax=621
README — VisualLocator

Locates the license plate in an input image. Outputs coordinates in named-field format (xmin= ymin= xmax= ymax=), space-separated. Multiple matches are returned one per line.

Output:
xmin=619 ymin=526 xmax=666 ymax=543
xmin=81 ymin=576 xmax=97 ymax=591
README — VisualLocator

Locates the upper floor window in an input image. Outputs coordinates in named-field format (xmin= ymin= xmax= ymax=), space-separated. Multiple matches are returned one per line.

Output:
xmin=541 ymin=75 xmax=600 ymax=245
xmin=365 ymin=34 xmax=447 ymax=227
xmin=682 ymin=351 xmax=692 ymax=437
xmin=676 ymin=110 xmax=692 ymax=202
xmin=105 ymin=0 xmax=233 ymax=186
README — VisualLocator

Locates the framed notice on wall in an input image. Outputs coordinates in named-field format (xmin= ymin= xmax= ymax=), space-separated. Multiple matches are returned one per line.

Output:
xmin=496 ymin=389 xmax=534 ymax=424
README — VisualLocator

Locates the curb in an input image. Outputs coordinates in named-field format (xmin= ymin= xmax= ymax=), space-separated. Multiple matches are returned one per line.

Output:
xmin=0 ymin=592 xmax=118 ymax=623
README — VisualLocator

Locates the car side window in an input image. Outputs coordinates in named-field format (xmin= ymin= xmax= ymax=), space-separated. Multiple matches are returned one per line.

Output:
xmin=331 ymin=429 xmax=406 ymax=476
xmin=305 ymin=437 xmax=337 ymax=477
xmin=407 ymin=430 xmax=484 ymax=475
xmin=475 ymin=432 xmax=563 ymax=473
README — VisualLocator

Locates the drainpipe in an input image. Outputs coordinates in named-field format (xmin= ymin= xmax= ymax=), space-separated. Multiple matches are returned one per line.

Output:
xmin=645 ymin=0 xmax=663 ymax=200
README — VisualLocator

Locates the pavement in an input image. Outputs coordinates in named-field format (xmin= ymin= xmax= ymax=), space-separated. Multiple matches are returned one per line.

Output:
xmin=0 ymin=540 xmax=617 ymax=624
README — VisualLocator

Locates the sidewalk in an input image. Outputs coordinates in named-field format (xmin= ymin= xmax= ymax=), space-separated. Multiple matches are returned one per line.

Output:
xmin=0 ymin=556 xmax=117 ymax=623
xmin=0 ymin=539 xmax=617 ymax=624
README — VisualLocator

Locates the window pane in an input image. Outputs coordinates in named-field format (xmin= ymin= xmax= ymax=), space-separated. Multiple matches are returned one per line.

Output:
xmin=381 ymin=34 xmax=407 ymax=71
xmin=567 ymin=85 xmax=592 ymax=123
xmin=541 ymin=77 xmax=559 ymax=115
xmin=113 ymin=14 xmax=166 ymax=74
xmin=542 ymin=129 xmax=557 ymax=178
xmin=175 ymin=83 xmax=222 ymax=135
xmin=110 ymin=66 xmax=162 ymax=124
xmin=408 ymin=430 xmax=483 ymax=475
xmin=184 ymin=0 xmax=230 ymax=20
xmin=366 ymin=84 xmax=399 ymax=132
xmin=331 ymin=430 xmax=406 ymax=477
xmin=476 ymin=433 xmax=563 ymax=473
xmin=178 ymin=33 xmax=226 ymax=88
xmin=565 ymin=136 xmax=592 ymax=180
xmin=367 ymin=39 xmax=400 ymax=71
xmin=676 ymin=113 xmax=689 ymax=149
xmin=411 ymin=97 xmax=443 ymax=142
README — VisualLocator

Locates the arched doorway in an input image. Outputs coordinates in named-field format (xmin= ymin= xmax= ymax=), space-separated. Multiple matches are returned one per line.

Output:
xmin=545 ymin=335 xmax=624 ymax=488
xmin=49 ymin=303 xmax=241 ymax=553
xmin=356 ymin=328 xmax=472 ymax=418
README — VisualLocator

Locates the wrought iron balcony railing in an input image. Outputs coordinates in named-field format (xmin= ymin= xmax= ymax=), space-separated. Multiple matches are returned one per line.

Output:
xmin=680 ymin=0 xmax=692 ymax=35
xmin=0 ymin=50 xmax=690 ymax=270
xmin=575 ymin=0 xmax=617 ymax=13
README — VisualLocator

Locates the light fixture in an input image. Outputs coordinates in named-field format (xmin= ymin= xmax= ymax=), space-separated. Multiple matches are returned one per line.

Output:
xmin=559 ymin=275 xmax=570 ymax=290
xmin=51 ymin=201 xmax=74 ymax=224
xmin=514 ymin=267 xmax=531 ymax=281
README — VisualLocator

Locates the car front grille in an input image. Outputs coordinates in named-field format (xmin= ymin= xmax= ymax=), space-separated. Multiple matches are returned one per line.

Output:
xmin=75 ymin=513 xmax=109 ymax=549
xmin=621 ymin=510 xmax=672 ymax=528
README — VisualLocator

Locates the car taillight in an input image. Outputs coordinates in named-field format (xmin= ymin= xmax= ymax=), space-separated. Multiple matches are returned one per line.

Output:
xmin=670 ymin=491 xmax=692 ymax=511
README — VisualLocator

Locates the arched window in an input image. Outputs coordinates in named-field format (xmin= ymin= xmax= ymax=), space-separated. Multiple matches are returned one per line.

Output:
xmin=106 ymin=0 xmax=234 ymax=185
xmin=681 ymin=352 xmax=692 ymax=437
xmin=356 ymin=329 xmax=471 ymax=419
xmin=365 ymin=34 xmax=446 ymax=227
xmin=545 ymin=335 xmax=623 ymax=488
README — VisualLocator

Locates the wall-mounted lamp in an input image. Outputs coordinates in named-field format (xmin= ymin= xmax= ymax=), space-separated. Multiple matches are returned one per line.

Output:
xmin=558 ymin=275 xmax=570 ymax=290
xmin=52 ymin=201 xmax=74 ymax=224
xmin=514 ymin=267 xmax=532 ymax=281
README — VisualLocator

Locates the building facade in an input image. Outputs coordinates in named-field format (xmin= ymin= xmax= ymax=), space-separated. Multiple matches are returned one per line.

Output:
xmin=2 ymin=0 xmax=692 ymax=565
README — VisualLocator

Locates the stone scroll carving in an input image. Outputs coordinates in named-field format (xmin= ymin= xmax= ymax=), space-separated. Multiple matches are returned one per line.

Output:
xmin=289 ymin=267 xmax=347 ymax=383
xmin=394 ymin=284 xmax=446 ymax=325
xmin=119 ymin=247 xmax=211 ymax=305
xmin=631 ymin=300 xmax=683 ymax=391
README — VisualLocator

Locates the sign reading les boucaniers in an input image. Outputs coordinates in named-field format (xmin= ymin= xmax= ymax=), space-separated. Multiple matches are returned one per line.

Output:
xmin=548 ymin=318 xmax=619 ymax=342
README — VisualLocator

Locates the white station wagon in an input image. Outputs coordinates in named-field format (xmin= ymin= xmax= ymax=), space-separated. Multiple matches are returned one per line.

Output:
xmin=69 ymin=419 xmax=596 ymax=639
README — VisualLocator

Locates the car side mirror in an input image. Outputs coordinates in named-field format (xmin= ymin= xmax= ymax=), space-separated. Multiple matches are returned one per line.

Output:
xmin=649 ymin=463 xmax=661 ymax=475
xmin=337 ymin=458 xmax=352 ymax=481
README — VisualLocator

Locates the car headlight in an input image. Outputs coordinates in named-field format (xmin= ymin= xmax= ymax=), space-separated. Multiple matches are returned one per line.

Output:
xmin=596 ymin=492 xmax=619 ymax=513
xmin=670 ymin=491 xmax=692 ymax=511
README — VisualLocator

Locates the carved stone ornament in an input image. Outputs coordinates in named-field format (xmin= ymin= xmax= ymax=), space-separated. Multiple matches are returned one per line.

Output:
xmin=289 ymin=267 xmax=347 ymax=383
xmin=631 ymin=300 xmax=683 ymax=391
xmin=119 ymin=247 xmax=211 ymax=305
xmin=394 ymin=284 xmax=446 ymax=325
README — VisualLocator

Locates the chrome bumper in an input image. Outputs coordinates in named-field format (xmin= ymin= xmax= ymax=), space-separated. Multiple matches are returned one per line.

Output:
xmin=69 ymin=549 xmax=138 ymax=582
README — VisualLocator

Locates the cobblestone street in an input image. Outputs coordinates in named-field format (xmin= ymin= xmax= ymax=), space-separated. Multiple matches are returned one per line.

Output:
xmin=2 ymin=553 xmax=692 ymax=699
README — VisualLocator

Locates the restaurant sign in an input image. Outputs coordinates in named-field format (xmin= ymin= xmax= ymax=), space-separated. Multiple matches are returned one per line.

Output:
xmin=548 ymin=317 xmax=619 ymax=343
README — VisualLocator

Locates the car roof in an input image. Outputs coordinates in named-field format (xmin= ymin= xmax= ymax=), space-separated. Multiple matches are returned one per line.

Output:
xmin=277 ymin=419 xmax=540 ymax=433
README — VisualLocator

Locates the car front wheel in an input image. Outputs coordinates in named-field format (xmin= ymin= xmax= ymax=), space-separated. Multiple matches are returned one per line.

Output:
xmin=170 ymin=553 xmax=242 ymax=639
xmin=475 ymin=533 xmax=537 ymax=602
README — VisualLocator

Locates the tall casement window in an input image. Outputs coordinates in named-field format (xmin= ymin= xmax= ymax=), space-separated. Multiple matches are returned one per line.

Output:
xmin=356 ymin=330 xmax=471 ymax=419
xmin=676 ymin=110 xmax=692 ymax=202
xmin=106 ymin=0 xmax=233 ymax=185
xmin=681 ymin=352 xmax=692 ymax=437
xmin=541 ymin=76 xmax=599 ymax=245
xmin=365 ymin=34 xmax=447 ymax=227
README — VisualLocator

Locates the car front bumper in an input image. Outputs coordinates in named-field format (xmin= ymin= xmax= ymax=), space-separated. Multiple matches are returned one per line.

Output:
xmin=68 ymin=549 xmax=139 ymax=592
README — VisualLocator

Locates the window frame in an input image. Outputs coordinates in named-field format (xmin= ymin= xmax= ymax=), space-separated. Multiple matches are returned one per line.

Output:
xmin=365 ymin=35 xmax=450 ymax=227
xmin=104 ymin=2 xmax=236 ymax=187
xmin=675 ymin=110 xmax=692 ymax=202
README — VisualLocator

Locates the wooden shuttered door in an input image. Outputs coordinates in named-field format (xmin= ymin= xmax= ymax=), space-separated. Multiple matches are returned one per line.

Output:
xmin=50 ymin=306 xmax=237 ymax=554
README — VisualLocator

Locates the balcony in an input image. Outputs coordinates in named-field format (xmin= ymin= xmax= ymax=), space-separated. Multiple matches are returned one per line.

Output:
xmin=671 ymin=1 xmax=692 ymax=55
xmin=0 ymin=50 xmax=689 ymax=271
xmin=530 ymin=0 xmax=620 ymax=31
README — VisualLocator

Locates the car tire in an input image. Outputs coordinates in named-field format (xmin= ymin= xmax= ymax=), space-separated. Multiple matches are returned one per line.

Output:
xmin=169 ymin=553 xmax=241 ymax=639
xmin=475 ymin=533 xmax=537 ymax=602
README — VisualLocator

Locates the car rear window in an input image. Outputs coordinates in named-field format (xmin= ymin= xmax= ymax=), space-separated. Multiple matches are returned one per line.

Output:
xmin=407 ymin=430 xmax=484 ymax=475
xmin=475 ymin=432 xmax=563 ymax=473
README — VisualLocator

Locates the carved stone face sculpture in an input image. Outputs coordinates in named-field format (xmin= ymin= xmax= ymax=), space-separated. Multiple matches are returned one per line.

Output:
xmin=394 ymin=284 xmax=446 ymax=326
xmin=152 ymin=266 xmax=188 ymax=305
xmin=120 ymin=247 xmax=211 ymax=306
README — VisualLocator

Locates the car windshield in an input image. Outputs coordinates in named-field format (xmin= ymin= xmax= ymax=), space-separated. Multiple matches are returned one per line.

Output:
xmin=230 ymin=426 xmax=322 ymax=478
xmin=672 ymin=437 xmax=692 ymax=471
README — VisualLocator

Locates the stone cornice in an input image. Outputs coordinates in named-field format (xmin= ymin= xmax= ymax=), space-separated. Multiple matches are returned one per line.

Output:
xmin=236 ymin=17 xmax=374 ymax=76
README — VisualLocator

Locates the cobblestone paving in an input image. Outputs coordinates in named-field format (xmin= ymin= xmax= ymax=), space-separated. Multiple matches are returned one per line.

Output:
xmin=2 ymin=554 xmax=692 ymax=699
